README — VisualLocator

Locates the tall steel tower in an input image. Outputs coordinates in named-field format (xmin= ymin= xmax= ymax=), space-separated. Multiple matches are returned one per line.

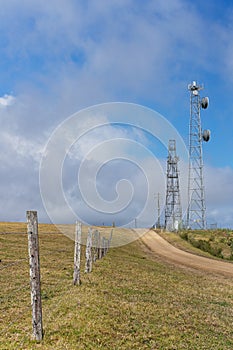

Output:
xmin=165 ymin=140 xmax=182 ymax=231
xmin=186 ymin=81 xmax=210 ymax=229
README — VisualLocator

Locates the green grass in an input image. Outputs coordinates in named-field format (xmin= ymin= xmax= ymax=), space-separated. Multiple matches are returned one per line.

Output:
xmin=178 ymin=229 xmax=233 ymax=260
xmin=1 ymin=227 xmax=233 ymax=349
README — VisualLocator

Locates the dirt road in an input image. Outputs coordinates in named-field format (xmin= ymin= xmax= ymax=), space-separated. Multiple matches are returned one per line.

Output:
xmin=141 ymin=230 xmax=233 ymax=278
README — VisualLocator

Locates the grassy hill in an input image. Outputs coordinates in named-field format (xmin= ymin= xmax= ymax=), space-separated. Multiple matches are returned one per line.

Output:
xmin=179 ymin=229 xmax=233 ymax=260
xmin=1 ymin=224 xmax=233 ymax=349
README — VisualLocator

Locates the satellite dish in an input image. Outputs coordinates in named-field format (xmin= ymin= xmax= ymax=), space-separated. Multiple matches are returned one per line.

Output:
xmin=201 ymin=97 xmax=209 ymax=109
xmin=202 ymin=129 xmax=211 ymax=142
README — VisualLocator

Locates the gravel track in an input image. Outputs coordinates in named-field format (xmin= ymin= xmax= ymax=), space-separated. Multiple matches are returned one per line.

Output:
xmin=140 ymin=230 xmax=233 ymax=278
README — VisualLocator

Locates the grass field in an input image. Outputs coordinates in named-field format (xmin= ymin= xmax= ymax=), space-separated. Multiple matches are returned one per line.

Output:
xmin=1 ymin=224 xmax=233 ymax=349
xmin=179 ymin=229 xmax=233 ymax=260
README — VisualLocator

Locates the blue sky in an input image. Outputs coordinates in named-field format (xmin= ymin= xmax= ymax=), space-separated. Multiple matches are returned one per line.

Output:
xmin=0 ymin=0 xmax=233 ymax=228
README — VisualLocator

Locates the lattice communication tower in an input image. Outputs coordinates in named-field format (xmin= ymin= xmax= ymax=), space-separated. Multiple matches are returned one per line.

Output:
xmin=165 ymin=139 xmax=182 ymax=231
xmin=186 ymin=81 xmax=210 ymax=229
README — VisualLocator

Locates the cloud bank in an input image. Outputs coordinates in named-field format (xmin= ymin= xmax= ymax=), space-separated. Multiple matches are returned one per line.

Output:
xmin=0 ymin=1 xmax=233 ymax=227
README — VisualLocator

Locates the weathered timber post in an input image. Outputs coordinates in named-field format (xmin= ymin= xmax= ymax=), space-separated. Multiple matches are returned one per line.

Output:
xmin=107 ymin=239 xmax=110 ymax=253
xmin=98 ymin=232 xmax=102 ymax=259
xmin=27 ymin=211 xmax=43 ymax=341
xmin=103 ymin=238 xmax=106 ymax=256
xmin=109 ymin=229 xmax=113 ymax=245
xmin=96 ymin=230 xmax=100 ymax=260
xmin=100 ymin=237 xmax=103 ymax=258
xmin=93 ymin=230 xmax=99 ymax=263
xmin=102 ymin=237 xmax=105 ymax=257
xmin=85 ymin=228 xmax=92 ymax=273
xmin=105 ymin=238 xmax=108 ymax=255
xmin=73 ymin=221 xmax=82 ymax=285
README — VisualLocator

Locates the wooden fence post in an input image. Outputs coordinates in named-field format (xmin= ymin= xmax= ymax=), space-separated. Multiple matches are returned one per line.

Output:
xmin=27 ymin=211 xmax=43 ymax=341
xmin=73 ymin=221 xmax=82 ymax=285
xmin=109 ymin=229 xmax=113 ymax=245
xmin=85 ymin=228 xmax=92 ymax=273
xmin=93 ymin=230 xmax=98 ymax=263
xmin=105 ymin=238 xmax=108 ymax=255
xmin=103 ymin=238 xmax=106 ymax=256
xmin=98 ymin=232 xmax=101 ymax=258
xmin=102 ymin=237 xmax=105 ymax=257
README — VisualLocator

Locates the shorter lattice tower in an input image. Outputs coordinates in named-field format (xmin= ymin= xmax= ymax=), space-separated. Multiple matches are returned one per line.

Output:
xmin=165 ymin=140 xmax=182 ymax=231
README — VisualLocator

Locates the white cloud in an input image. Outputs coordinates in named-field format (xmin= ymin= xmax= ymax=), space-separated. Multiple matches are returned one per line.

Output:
xmin=0 ymin=0 xmax=232 ymax=227
xmin=0 ymin=94 xmax=15 ymax=107
xmin=0 ymin=131 xmax=43 ymax=164
xmin=0 ymin=0 xmax=216 ymax=105
xmin=204 ymin=166 xmax=233 ymax=227
xmin=62 ymin=152 xmax=166 ymax=227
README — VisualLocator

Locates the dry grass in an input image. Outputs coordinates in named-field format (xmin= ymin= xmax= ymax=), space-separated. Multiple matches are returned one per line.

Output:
xmin=1 ymin=224 xmax=233 ymax=349
xmin=0 ymin=221 xmax=60 ymax=234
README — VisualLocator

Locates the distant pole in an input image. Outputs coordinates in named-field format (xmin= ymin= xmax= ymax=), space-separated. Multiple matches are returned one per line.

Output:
xmin=155 ymin=193 xmax=161 ymax=228
xmin=73 ymin=221 xmax=82 ymax=285
xmin=27 ymin=211 xmax=43 ymax=341
xmin=85 ymin=228 xmax=92 ymax=273
xmin=157 ymin=193 xmax=161 ymax=228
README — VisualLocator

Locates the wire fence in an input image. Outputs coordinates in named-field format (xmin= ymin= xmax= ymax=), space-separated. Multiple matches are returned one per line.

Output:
xmin=0 ymin=213 xmax=113 ymax=348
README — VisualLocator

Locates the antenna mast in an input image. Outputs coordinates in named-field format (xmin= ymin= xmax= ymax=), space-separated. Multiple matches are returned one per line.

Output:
xmin=186 ymin=81 xmax=209 ymax=229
